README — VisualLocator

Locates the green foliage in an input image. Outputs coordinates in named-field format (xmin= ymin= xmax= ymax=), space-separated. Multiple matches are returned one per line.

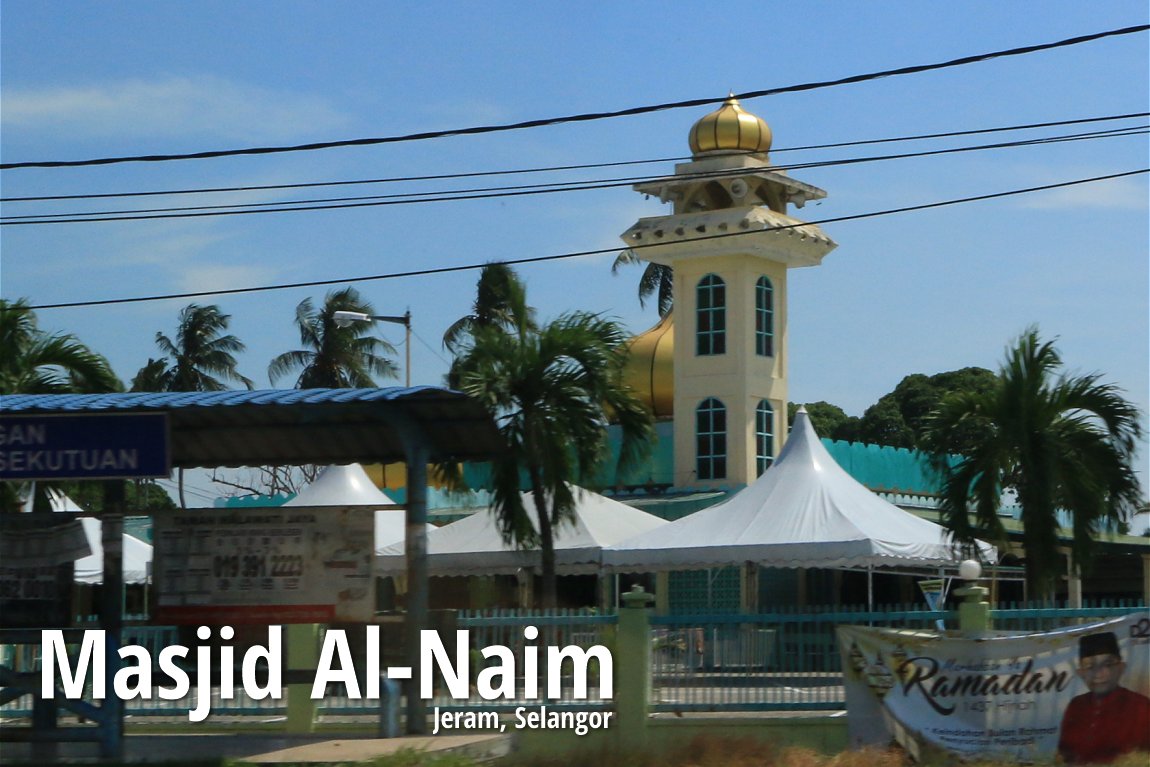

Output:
xmin=854 ymin=368 xmax=996 ymax=450
xmin=792 ymin=369 xmax=999 ymax=450
xmin=268 ymin=287 xmax=398 ymax=388
xmin=788 ymin=401 xmax=859 ymax=442
xmin=451 ymin=265 xmax=654 ymax=606
xmin=139 ymin=303 xmax=253 ymax=392
xmin=0 ymin=298 xmax=121 ymax=394
xmin=613 ymin=249 xmax=673 ymax=317
xmin=920 ymin=328 xmax=1143 ymax=598
xmin=59 ymin=480 xmax=177 ymax=514
xmin=443 ymin=262 xmax=536 ymax=357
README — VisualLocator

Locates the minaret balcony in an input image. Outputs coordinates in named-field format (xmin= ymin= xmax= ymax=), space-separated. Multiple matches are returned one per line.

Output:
xmin=621 ymin=206 xmax=837 ymax=268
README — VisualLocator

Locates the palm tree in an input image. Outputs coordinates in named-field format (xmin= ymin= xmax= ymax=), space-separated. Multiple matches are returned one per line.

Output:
xmin=452 ymin=268 xmax=653 ymax=607
xmin=0 ymin=299 xmax=121 ymax=512
xmin=145 ymin=304 xmax=254 ymax=392
xmin=443 ymin=263 xmax=535 ymax=389
xmin=921 ymin=328 xmax=1143 ymax=600
xmin=442 ymin=262 xmax=535 ymax=353
xmin=129 ymin=358 xmax=171 ymax=392
xmin=0 ymin=298 xmax=120 ymax=394
xmin=612 ymin=250 xmax=673 ymax=317
xmin=268 ymin=287 xmax=397 ymax=388
xmin=135 ymin=303 xmax=251 ymax=506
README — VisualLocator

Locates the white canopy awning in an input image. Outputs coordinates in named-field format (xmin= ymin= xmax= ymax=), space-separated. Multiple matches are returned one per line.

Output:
xmin=48 ymin=490 xmax=153 ymax=585
xmin=285 ymin=463 xmax=424 ymax=552
xmin=376 ymin=485 xmax=667 ymax=576
xmin=602 ymin=409 xmax=994 ymax=573
xmin=74 ymin=517 xmax=153 ymax=585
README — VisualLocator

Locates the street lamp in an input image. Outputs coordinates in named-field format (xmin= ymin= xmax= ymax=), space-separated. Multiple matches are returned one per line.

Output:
xmin=333 ymin=310 xmax=412 ymax=387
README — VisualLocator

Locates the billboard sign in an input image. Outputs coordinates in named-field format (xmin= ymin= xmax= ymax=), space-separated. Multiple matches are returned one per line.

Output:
xmin=152 ymin=506 xmax=375 ymax=624
xmin=0 ymin=515 xmax=89 ymax=628
xmin=839 ymin=613 xmax=1150 ymax=762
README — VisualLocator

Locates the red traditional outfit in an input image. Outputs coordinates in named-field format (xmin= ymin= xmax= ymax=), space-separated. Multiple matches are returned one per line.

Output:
xmin=1058 ymin=685 xmax=1150 ymax=764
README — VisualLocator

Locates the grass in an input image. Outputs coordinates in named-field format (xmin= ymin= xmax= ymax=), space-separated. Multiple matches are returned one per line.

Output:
xmin=4 ymin=735 xmax=1146 ymax=766
xmin=497 ymin=735 xmax=1150 ymax=767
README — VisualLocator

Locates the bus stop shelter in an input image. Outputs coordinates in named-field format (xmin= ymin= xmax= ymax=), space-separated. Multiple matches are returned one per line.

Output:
xmin=0 ymin=386 xmax=503 ymax=754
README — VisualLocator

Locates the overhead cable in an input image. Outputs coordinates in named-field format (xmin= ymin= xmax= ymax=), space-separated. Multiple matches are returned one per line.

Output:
xmin=4 ymin=126 xmax=1145 ymax=225
xmin=2 ymin=24 xmax=1145 ymax=171
xmin=18 ymin=168 xmax=1147 ymax=311
xmin=3 ymin=112 xmax=1145 ymax=203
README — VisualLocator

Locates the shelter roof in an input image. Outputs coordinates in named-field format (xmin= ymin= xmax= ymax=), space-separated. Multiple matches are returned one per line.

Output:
xmin=1 ymin=387 xmax=503 ymax=469
xmin=376 ymin=484 xmax=667 ymax=576
xmin=602 ymin=408 xmax=995 ymax=573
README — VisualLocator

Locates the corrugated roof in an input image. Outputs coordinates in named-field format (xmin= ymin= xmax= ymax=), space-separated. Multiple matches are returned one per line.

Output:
xmin=1 ymin=386 xmax=503 ymax=469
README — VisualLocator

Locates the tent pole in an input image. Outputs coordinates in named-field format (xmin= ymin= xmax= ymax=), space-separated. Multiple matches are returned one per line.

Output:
xmin=867 ymin=566 xmax=874 ymax=612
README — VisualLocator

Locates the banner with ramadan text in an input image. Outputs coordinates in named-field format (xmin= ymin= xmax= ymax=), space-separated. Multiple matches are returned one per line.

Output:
xmin=838 ymin=612 xmax=1150 ymax=762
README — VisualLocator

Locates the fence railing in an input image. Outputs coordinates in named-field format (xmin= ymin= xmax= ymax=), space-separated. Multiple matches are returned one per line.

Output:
xmin=989 ymin=600 xmax=1146 ymax=633
xmin=3 ymin=601 xmax=1144 ymax=720
xmin=649 ymin=605 xmax=949 ymax=712
xmin=1 ymin=609 xmax=620 ymax=718
xmin=645 ymin=600 xmax=1147 ymax=712
xmin=448 ymin=608 xmax=617 ymax=712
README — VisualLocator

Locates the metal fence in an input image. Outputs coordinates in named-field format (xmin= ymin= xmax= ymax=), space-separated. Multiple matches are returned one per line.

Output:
xmin=1 ymin=609 xmax=618 ymax=719
xmin=647 ymin=600 xmax=1147 ymax=713
xmin=650 ymin=605 xmax=947 ymax=712
xmin=442 ymin=608 xmax=616 ymax=713
xmin=3 ymin=601 xmax=1144 ymax=720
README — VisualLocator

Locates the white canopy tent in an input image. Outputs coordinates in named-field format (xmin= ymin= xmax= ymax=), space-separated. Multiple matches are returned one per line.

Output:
xmin=376 ymin=485 xmax=668 ymax=576
xmin=284 ymin=463 xmax=427 ymax=551
xmin=602 ymin=409 xmax=994 ymax=574
xmin=48 ymin=490 xmax=153 ymax=585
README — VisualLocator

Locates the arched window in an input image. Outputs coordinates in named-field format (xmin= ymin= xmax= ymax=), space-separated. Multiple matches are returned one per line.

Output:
xmin=755 ymin=276 xmax=774 ymax=357
xmin=696 ymin=274 xmax=726 ymax=356
xmin=756 ymin=400 xmax=775 ymax=476
xmin=696 ymin=397 xmax=727 ymax=480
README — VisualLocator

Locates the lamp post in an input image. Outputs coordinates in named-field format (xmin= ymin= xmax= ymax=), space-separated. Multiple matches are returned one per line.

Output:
xmin=333 ymin=310 xmax=412 ymax=387
xmin=333 ymin=307 xmax=423 ymax=731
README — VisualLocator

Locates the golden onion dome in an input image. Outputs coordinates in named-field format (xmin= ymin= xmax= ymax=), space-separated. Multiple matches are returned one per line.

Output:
xmin=688 ymin=95 xmax=772 ymax=156
xmin=622 ymin=312 xmax=675 ymax=419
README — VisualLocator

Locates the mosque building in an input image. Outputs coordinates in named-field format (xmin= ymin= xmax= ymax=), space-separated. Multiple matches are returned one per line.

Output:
xmin=611 ymin=98 xmax=1146 ymax=610
xmin=621 ymin=95 xmax=835 ymax=490
xmin=233 ymin=98 xmax=1147 ymax=611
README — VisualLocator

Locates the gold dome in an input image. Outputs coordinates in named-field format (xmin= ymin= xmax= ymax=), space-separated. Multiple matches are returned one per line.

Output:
xmin=622 ymin=312 xmax=674 ymax=419
xmin=688 ymin=95 xmax=772 ymax=156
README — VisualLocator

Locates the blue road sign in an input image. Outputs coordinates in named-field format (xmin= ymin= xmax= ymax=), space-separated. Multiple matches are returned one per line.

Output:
xmin=0 ymin=413 xmax=170 ymax=480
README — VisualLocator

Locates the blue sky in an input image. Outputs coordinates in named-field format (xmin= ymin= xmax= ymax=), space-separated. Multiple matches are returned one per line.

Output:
xmin=2 ymin=2 xmax=1148 ymax=499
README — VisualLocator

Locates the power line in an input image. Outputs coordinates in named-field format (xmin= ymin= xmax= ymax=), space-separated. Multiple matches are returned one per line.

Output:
xmin=2 ymin=24 xmax=1145 ymax=171
xmin=5 ymin=126 xmax=1145 ymax=225
xmin=4 ymin=112 xmax=1145 ymax=203
xmin=18 ymin=168 xmax=1146 ymax=311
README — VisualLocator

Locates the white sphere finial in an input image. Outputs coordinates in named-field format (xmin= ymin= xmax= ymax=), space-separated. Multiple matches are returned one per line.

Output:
xmin=959 ymin=560 xmax=982 ymax=581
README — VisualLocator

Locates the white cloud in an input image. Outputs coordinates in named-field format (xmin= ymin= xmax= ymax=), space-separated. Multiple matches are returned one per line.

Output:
xmin=1019 ymin=177 xmax=1149 ymax=211
xmin=176 ymin=264 xmax=279 ymax=295
xmin=1 ymin=76 xmax=350 ymax=143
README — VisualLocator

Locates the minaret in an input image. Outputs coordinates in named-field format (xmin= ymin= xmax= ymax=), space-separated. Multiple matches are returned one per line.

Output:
xmin=621 ymin=96 xmax=836 ymax=489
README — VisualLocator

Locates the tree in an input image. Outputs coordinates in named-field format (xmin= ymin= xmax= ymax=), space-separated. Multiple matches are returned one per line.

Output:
xmin=855 ymin=368 xmax=997 ymax=450
xmin=0 ymin=299 xmax=122 ymax=512
xmin=268 ymin=287 xmax=397 ymax=388
xmin=920 ymin=328 xmax=1143 ymax=600
xmin=135 ymin=303 xmax=251 ymax=506
xmin=0 ymin=298 xmax=120 ymax=394
xmin=129 ymin=358 xmax=170 ymax=392
xmin=63 ymin=480 xmax=177 ymax=515
xmin=612 ymin=250 xmax=673 ymax=318
xmin=442 ymin=262 xmax=535 ymax=353
xmin=452 ymin=267 xmax=654 ymax=607
xmin=142 ymin=304 xmax=254 ymax=392
xmin=788 ymin=401 xmax=859 ymax=442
